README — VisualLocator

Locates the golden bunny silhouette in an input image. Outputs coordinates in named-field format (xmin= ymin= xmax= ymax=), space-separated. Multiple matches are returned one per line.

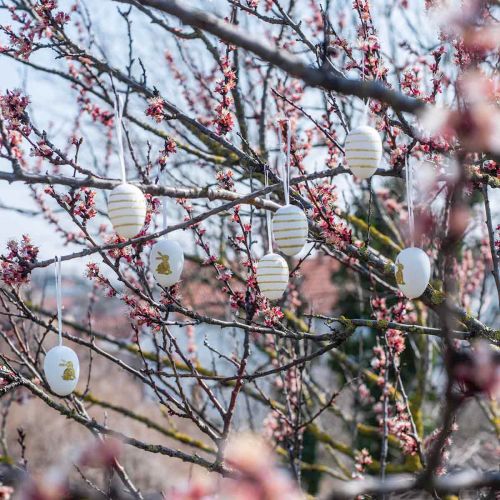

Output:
xmin=155 ymin=252 xmax=172 ymax=276
xmin=59 ymin=360 xmax=76 ymax=381
xmin=395 ymin=262 xmax=406 ymax=285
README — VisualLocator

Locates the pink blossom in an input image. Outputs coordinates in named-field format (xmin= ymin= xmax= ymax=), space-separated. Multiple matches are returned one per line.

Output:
xmin=145 ymin=95 xmax=165 ymax=123
xmin=0 ymin=235 xmax=39 ymax=286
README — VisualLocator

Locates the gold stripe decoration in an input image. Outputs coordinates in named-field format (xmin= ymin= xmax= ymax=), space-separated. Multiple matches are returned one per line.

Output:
xmin=256 ymin=253 xmax=289 ymax=300
xmin=107 ymin=183 xmax=147 ymax=239
xmin=272 ymin=204 xmax=308 ymax=256
xmin=344 ymin=125 xmax=383 ymax=179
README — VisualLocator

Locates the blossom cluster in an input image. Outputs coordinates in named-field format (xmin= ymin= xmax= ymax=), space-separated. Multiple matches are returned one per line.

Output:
xmin=0 ymin=0 xmax=69 ymax=59
xmin=0 ymin=89 xmax=30 ymax=135
xmin=309 ymin=183 xmax=352 ymax=248
xmin=49 ymin=187 xmax=97 ymax=224
xmin=216 ymin=169 xmax=235 ymax=191
xmin=145 ymin=95 xmax=166 ymax=123
xmin=0 ymin=235 xmax=39 ymax=286
xmin=85 ymin=262 xmax=117 ymax=298
xmin=213 ymin=56 xmax=236 ymax=135
xmin=123 ymin=295 xmax=161 ymax=332
xmin=158 ymin=138 xmax=177 ymax=168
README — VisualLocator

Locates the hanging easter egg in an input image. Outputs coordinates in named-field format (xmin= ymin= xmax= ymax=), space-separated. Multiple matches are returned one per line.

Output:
xmin=395 ymin=247 xmax=431 ymax=299
xmin=256 ymin=253 xmax=289 ymax=301
xmin=44 ymin=345 xmax=80 ymax=396
xmin=107 ymin=183 xmax=147 ymax=239
xmin=272 ymin=204 xmax=308 ymax=256
xmin=151 ymin=239 xmax=184 ymax=287
xmin=345 ymin=125 xmax=383 ymax=179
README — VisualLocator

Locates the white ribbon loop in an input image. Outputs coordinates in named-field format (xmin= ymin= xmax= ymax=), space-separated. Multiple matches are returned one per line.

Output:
xmin=278 ymin=120 xmax=291 ymax=206
xmin=405 ymin=155 xmax=415 ymax=247
xmin=54 ymin=256 xmax=63 ymax=346
xmin=285 ymin=119 xmax=291 ymax=206
xmin=162 ymin=197 xmax=168 ymax=234
xmin=265 ymin=169 xmax=273 ymax=253
xmin=114 ymin=95 xmax=127 ymax=184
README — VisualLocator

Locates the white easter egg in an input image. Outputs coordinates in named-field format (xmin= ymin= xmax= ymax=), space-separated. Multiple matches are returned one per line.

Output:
xmin=272 ymin=204 xmax=308 ymax=256
xmin=345 ymin=125 xmax=383 ymax=179
xmin=256 ymin=253 xmax=289 ymax=300
xmin=395 ymin=247 xmax=431 ymax=299
xmin=107 ymin=183 xmax=147 ymax=239
xmin=151 ymin=239 xmax=184 ymax=287
xmin=44 ymin=345 xmax=79 ymax=396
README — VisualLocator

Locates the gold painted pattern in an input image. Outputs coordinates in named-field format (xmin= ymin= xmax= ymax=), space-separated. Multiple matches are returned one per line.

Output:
xmin=110 ymin=213 xmax=145 ymax=221
xmin=109 ymin=196 xmax=145 ymax=203
xmin=273 ymin=227 xmax=307 ymax=234
xmin=108 ymin=205 xmax=146 ymax=215
xmin=345 ymin=148 xmax=380 ymax=152
xmin=346 ymin=133 xmax=380 ymax=139
xmin=395 ymin=262 xmax=406 ymax=285
xmin=113 ymin=222 xmax=143 ymax=229
xmin=155 ymin=252 xmax=172 ymax=275
xmin=59 ymin=360 xmax=76 ymax=381
xmin=346 ymin=137 xmax=380 ymax=143
xmin=273 ymin=213 xmax=306 ymax=220
xmin=275 ymin=235 xmax=306 ymax=241
xmin=279 ymin=244 xmax=303 ymax=250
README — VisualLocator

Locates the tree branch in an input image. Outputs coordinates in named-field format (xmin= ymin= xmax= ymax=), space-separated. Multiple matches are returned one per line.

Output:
xmin=116 ymin=0 xmax=425 ymax=115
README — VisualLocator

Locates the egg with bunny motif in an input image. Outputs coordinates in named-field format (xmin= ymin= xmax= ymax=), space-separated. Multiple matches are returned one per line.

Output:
xmin=44 ymin=345 xmax=79 ymax=396
xmin=395 ymin=247 xmax=431 ymax=299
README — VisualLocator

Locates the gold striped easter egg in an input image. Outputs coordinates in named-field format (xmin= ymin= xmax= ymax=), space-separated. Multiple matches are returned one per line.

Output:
xmin=272 ymin=204 xmax=308 ymax=256
xmin=256 ymin=253 xmax=289 ymax=301
xmin=345 ymin=125 xmax=383 ymax=179
xmin=107 ymin=183 xmax=147 ymax=239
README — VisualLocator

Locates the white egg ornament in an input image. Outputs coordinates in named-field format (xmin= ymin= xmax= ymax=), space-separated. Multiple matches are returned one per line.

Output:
xmin=44 ymin=345 xmax=79 ymax=396
xmin=256 ymin=253 xmax=289 ymax=301
xmin=272 ymin=204 xmax=308 ymax=256
xmin=395 ymin=247 xmax=431 ymax=299
xmin=151 ymin=239 xmax=184 ymax=287
xmin=107 ymin=183 xmax=147 ymax=239
xmin=345 ymin=125 xmax=383 ymax=179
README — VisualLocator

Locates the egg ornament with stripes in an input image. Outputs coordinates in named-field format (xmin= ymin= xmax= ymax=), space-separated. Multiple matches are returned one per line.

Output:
xmin=394 ymin=247 xmax=431 ymax=299
xmin=107 ymin=183 xmax=147 ymax=239
xmin=256 ymin=253 xmax=289 ymax=301
xmin=345 ymin=125 xmax=383 ymax=179
xmin=272 ymin=204 xmax=308 ymax=256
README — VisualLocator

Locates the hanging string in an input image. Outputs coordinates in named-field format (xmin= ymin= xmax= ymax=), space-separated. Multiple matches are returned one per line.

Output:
xmin=54 ymin=256 xmax=63 ymax=346
xmin=277 ymin=120 xmax=290 ymax=205
xmin=285 ymin=119 xmax=291 ymax=206
xmin=162 ymin=197 xmax=168 ymax=235
xmin=159 ymin=169 xmax=168 ymax=236
xmin=114 ymin=95 xmax=127 ymax=184
xmin=361 ymin=48 xmax=370 ymax=124
xmin=365 ymin=178 xmax=374 ymax=248
xmin=405 ymin=155 xmax=415 ymax=247
xmin=359 ymin=51 xmax=374 ymax=244
xmin=264 ymin=169 xmax=273 ymax=253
